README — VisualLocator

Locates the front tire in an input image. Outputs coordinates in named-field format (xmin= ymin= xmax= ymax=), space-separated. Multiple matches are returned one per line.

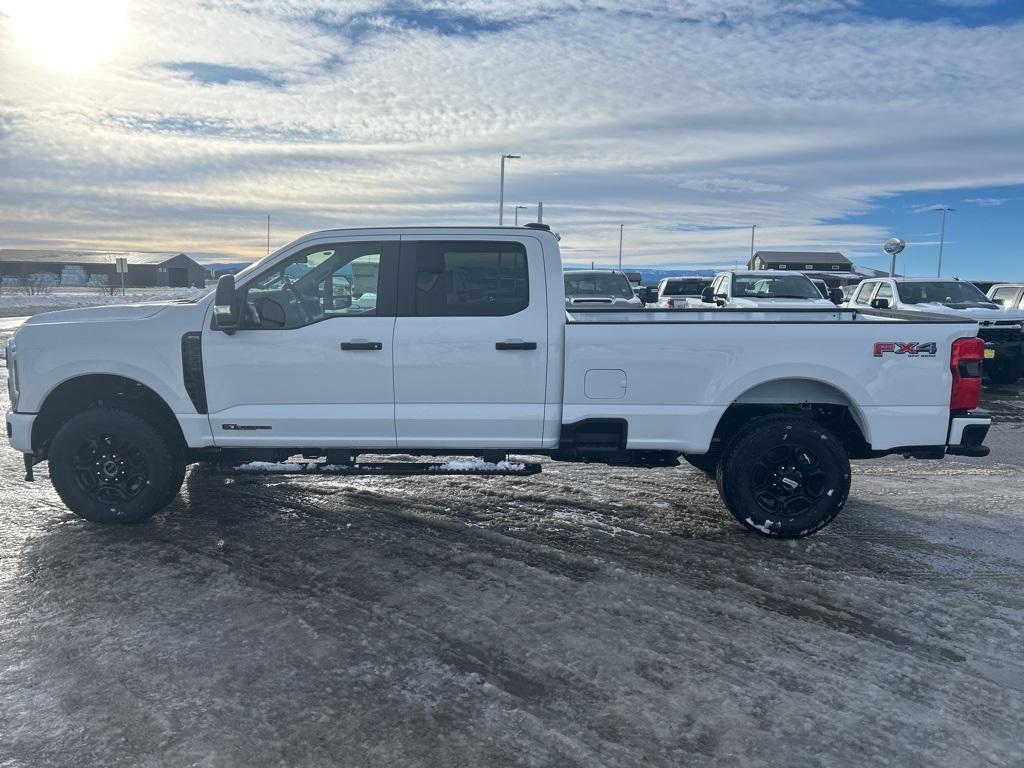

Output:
xmin=716 ymin=417 xmax=850 ymax=538
xmin=49 ymin=408 xmax=178 ymax=524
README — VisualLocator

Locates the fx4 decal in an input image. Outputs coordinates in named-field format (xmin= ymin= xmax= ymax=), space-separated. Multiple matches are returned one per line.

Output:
xmin=873 ymin=342 xmax=937 ymax=358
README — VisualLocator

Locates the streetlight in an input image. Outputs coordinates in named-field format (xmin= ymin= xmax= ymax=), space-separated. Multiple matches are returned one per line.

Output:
xmin=498 ymin=154 xmax=520 ymax=225
xmin=934 ymin=206 xmax=954 ymax=277
xmin=618 ymin=224 xmax=624 ymax=269
xmin=514 ymin=205 xmax=528 ymax=225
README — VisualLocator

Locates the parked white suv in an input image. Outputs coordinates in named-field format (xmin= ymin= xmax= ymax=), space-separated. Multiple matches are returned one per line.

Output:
xmin=563 ymin=270 xmax=643 ymax=308
xmin=701 ymin=270 xmax=841 ymax=309
xmin=850 ymin=277 xmax=1024 ymax=384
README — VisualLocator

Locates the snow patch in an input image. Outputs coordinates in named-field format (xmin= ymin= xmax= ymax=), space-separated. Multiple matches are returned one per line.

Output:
xmin=236 ymin=461 xmax=308 ymax=472
xmin=433 ymin=459 xmax=526 ymax=472
xmin=745 ymin=517 xmax=777 ymax=535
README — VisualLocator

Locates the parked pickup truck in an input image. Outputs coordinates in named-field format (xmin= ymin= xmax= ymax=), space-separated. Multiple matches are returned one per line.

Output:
xmin=4 ymin=227 xmax=991 ymax=538
xmin=849 ymin=277 xmax=1024 ymax=385
xmin=563 ymin=269 xmax=644 ymax=309
xmin=701 ymin=270 xmax=844 ymax=309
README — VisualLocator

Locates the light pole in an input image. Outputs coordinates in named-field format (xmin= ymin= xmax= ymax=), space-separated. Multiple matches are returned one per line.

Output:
xmin=498 ymin=154 xmax=520 ymax=225
xmin=514 ymin=205 xmax=528 ymax=225
xmin=935 ymin=206 xmax=954 ymax=277
xmin=749 ymin=224 xmax=757 ymax=265
xmin=618 ymin=224 xmax=624 ymax=269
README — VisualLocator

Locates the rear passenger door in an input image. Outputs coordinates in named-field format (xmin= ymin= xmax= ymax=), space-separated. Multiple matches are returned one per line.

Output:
xmin=391 ymin=237 xmax=549 ymax=449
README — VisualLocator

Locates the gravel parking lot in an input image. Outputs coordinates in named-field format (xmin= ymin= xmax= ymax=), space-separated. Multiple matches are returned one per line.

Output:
xmin=2 ymin=316 xmax=1023 ymax=767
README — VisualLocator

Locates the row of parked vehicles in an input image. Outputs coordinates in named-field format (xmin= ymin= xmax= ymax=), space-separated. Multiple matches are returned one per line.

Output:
xmin=563 ymin=269 xmax=1024 ymax=384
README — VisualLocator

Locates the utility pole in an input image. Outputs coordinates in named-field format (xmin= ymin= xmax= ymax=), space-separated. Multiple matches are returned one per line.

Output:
xmin=267 ymin=214 xmax=271 ymax=255
xmin=498 ymin=154 xmax=520 ymax=225
xmin=514 ymin=205 xmax=528 ymax=225
xmin=749 ymin=224 xmax=757 ymax=265
xmin=537 ymin=202 xmax=543 ymax=224
xmin=935 ymin=206 xmax=954 ymax=277
xmin=618 ymin=224 xmax=624 ymax=270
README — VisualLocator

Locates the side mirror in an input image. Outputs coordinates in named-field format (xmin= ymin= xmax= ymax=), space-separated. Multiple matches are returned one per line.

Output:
xmin=870 ymin=297 xmax=890 ymax=310
xmin=213 ymin=274 xmax=240 ymax=333
xmin=701 ymin=286 xmax=715 ymax=303
xmin=829 ymin=288 xmax=844 ymax=305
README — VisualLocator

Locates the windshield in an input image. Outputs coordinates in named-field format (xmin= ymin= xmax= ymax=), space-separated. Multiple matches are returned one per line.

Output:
xmin=895 ymin=281 xmax=993 ymax=305
xmin=564 ymin=273 xmax=635 ymax=299
xmin=662 ymin=279 xmax=711 ymax=296
xmin=732 ymin=274 xmax=821 ymax=299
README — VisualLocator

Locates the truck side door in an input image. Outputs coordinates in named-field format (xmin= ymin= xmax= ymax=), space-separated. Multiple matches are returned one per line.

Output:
xmin=391 ymin=236 xmax=548 ymax=449
xmin=203 ymin=238 xmax=399 ymax=448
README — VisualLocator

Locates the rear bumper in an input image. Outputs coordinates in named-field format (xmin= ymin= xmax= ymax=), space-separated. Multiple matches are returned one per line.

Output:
xmin=946 ymin=410 xmax=991 ymax=457
xmin=5 ymin=411 xmax=34 ymax=454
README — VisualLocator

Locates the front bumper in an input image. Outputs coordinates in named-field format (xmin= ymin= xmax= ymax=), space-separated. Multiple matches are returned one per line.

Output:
xmin=5 ymin=411 xmax=34 ymax=454
xmin=947 ymin=410 xmax=991 ymax=457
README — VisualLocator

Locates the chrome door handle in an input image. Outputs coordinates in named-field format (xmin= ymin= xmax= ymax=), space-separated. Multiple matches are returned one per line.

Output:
xmin=341 ymin=341 xmax=383 ymax=351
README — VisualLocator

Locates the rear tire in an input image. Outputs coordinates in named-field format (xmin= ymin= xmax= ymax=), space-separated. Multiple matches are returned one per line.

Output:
xmin=49 ymin=408 xmax=178 ymax=524
xmin=716 ymin=416 xmax=850 ymax=538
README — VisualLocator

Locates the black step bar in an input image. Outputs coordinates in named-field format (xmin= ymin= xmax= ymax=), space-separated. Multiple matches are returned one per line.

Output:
xmin=216 ymin=460 xmax=542 ymax=477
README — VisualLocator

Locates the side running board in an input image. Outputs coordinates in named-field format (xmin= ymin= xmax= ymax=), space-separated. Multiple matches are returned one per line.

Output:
xmin=217 ymin=459 xmax=542 ymax=477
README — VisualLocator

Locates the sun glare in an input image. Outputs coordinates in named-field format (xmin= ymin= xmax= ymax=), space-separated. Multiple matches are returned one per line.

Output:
xmin=11 ymin=0 xmax=128 ymax=75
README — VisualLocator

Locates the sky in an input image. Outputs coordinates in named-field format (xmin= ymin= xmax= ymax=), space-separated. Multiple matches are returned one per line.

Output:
xmin=1 ymin=0 xmax=1023 ymax=278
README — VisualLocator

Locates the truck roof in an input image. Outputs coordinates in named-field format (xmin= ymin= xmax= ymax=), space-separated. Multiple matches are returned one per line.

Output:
xmin=876 ymin=277 xmax=973 ymax=283
xmin=301 ymin=226 xmax=559 ymax=238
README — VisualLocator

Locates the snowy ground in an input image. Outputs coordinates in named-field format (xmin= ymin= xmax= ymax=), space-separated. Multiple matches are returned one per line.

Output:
xmin=1 ymin=316 xmax=1023 ymax=767
xmin=0 ymin=287 xmax=207 ymax=318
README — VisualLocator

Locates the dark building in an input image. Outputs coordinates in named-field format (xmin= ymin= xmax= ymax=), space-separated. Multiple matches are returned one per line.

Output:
xmin=749 ymin=250 xmax=853 ymax=273
xmin=0 ymin=250 xmax=206 ymax=288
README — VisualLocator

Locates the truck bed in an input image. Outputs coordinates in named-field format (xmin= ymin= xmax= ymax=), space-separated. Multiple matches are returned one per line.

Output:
xmin=563 ymin=307 xmax=979 ymax=454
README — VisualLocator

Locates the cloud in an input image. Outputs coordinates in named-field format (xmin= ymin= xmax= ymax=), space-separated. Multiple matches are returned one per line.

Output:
xmin=676 ymin=178 xmax=789 ymax=194
xmin=964 ymin=197 xmax=1018 ymax=206
xmin=0 ymin=0 xmax=1022 ymax=266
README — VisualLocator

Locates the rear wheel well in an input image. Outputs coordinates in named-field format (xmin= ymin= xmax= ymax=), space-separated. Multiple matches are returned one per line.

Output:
xmin=709 ymin=403 xmax=870 ymax=460
xmin=32 ymin=375 xmax=186 ymax=460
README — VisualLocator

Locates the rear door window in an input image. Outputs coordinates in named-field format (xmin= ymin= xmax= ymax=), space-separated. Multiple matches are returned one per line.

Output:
xmin=406 ymin=241 xmax=528 ymax=317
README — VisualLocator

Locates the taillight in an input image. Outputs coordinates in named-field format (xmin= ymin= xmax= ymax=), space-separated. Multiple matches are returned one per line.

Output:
xmin=950 ymin=337 xmax=984 ymax=411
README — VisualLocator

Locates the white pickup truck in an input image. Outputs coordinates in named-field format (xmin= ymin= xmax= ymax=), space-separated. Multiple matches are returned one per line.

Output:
xmin=849 ymin=277 xmax=1024 ymax=385
xmin=701 ymin=270 xmax=844 ymax=309
xmin=4 ymin=226 xmax=992 ymax=538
